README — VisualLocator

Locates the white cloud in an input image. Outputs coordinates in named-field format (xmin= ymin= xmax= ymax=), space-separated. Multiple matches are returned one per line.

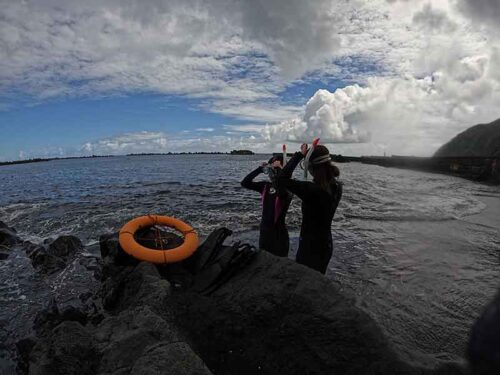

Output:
xmin=264 ymin=50 xmax=500 ymax=155
xmin=2 ymin=0 xmax=500 ymax=157
xmin=195 ymin=128 xmax=215 ymax=132
xmin=258 ymin=0 xmax=500 ymax=155
xmin=263 ymin=88 xmax=372 ymax=144
xmin=81 ymin=131 xmax=169 ymax=155
xmin=0 ymin=0 xmax=352 ymax=124
xmin=80 ymin=130 xmax=271 ymax=155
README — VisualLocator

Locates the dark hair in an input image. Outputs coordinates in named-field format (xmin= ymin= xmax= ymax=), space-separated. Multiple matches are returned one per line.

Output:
xmin=309 ymin=145 xmax=339 ymax=191
xmin=268 ymin=155 xmax=284 ymax=165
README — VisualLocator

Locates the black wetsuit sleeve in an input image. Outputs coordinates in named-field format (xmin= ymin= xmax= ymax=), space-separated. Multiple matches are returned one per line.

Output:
xmin=241 ymin=166 xmax=265 ymax=193
xmin=281 ymin=151 xmax=303 ymax=178
xmin=278 ymin=178 xmax=318 ymax=202
xmin=275 ymin=151 xmax=302 ymax=197
xmin=277 ymin=152 xmax=318 ymax=201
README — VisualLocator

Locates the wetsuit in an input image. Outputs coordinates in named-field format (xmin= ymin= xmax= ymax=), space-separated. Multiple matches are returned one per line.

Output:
xmin=241 ymin=166 xmax=292 ymax=257
xmin=277 ymin=152 xmax=342 ymax=274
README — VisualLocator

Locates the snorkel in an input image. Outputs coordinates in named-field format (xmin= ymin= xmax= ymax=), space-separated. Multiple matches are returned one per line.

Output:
xmin=304 ymin=138 xmax=320 ymax=180
xmin=282 ymin=144 xmax=287 ymax=167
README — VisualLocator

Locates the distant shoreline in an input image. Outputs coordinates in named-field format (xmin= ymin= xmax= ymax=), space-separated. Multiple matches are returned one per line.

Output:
xmin=3 ymin=153 xmax=499 ymax=185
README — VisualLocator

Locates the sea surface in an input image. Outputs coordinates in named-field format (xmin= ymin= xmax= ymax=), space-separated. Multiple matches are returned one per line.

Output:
xmin=1 ymin=154 xmax=500 ymax=370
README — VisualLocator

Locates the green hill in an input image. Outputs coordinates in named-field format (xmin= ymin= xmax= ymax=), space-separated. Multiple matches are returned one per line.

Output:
xmin=434 ymin=118 xmax=500 ymax=157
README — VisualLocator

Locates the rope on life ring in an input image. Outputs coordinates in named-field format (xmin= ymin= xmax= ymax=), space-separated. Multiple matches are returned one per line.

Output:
xmin=119 ymin=215 xmax=199 ymax=264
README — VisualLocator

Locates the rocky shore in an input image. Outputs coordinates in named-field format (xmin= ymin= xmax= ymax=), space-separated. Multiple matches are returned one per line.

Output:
xmin=1 ymin=220 xmax=496 ymax=374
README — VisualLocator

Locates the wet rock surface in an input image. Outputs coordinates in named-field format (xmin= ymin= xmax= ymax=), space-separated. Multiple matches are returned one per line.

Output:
xmin=29 ymin=235 xmax=84 ymax=275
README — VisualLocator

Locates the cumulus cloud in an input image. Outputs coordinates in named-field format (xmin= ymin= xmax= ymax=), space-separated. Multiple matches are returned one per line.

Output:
xmin=323 ymin=0 xmax=500 ymax=155
xmin=263 ymin=45 xmax=500 ymax=155
xmin=263 ymin=88 xmax=372 ymax=143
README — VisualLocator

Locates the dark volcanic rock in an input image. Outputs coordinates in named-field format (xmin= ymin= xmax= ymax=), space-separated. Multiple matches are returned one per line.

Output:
xmin=95 ymin=306 xmax=179 ymax=373
xmin=29 ymin=249 xmax=67 ymax=274
xmin=15 ymin=337 xmax=36 ymax=375
xmin=172 ymin=251 xmax=420 ymax=375
xmin=0 ymin=227 xmax=19 ymax=246
xmin=23 ymin=242 xmax=44 ymax=257
xmin=0 ymin=221 xmax=20 ymax=258
xmin=27 ymin=321 xmax=99 ymax=375
xmin=19 ymin=230 xmax=480 ymax=375
xmin=100 ymin=233 xmax=138 ymax=268
xmin=19 ymin=236 xmax=213 ymax=375
xmin=47 ymin=235 xmax=83 ymax=257
xmin=79 ymin=256 xmax=103 ymax=280
xmin=130 ymin=342 xmax=215 ymax=375
xmin=28 ymin=235 xmax=83 ymax=274
xmin=33 ymin=298 xmax=88 ymax=338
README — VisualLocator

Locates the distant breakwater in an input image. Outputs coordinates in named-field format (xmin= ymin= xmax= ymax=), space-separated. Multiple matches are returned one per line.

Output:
xmin=273 ymin=153 xmax=500 ymax=183
xmin=340 ymin=156 xmax=500 ymax=183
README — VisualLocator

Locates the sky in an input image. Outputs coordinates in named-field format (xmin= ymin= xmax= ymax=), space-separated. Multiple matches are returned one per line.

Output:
xmin=1 ymin=0 xmax=500 ymax=161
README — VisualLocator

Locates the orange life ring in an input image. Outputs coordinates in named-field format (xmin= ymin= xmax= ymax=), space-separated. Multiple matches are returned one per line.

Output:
xmin=119 ymin=215 xmax=199 ymax=264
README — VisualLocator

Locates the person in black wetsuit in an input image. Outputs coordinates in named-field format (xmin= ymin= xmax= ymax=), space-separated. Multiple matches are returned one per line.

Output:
xmin=277 ymin=143 xmax=342 ymax=274
xmin=241 ymin=155 xmax=293 ymax=257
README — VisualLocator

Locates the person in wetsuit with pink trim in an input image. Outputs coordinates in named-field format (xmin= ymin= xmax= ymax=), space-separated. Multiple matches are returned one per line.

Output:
xmin=241 ymin=155 xmax=293 ymax=257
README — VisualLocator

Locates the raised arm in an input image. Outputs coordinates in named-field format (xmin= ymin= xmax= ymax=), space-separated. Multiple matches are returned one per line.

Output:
xmin=241 ymin=166 xmax=265 ymax=193
xmin=281 ymin=151 xmax=303 ymax=178
xmin=277 ymin=150 xmax=319 ymax=201
xmin=277 ymin=175 xmax=319 ymax=202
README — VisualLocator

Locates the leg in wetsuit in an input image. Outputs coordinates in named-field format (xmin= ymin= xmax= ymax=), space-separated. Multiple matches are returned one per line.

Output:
xmin=259 ymin=225 xmax=290 ymax=257
xmin=295 ymin=235 xmax=333 ymax=274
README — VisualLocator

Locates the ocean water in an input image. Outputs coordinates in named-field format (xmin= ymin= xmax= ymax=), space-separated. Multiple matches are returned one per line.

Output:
xmin=1 ymin=154 xmax=500 ymax=369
